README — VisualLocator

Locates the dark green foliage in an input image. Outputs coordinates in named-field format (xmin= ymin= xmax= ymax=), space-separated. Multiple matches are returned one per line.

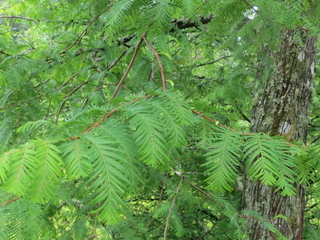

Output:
xmin=1 ymin=0 xmax=320 ymax=239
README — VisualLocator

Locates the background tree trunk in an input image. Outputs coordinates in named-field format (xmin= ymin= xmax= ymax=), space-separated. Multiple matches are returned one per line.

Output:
xmin=244 ymin=29 xmax=318 ymax=239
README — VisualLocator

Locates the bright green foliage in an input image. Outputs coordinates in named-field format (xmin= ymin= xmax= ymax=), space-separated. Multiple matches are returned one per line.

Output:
xmin=1 ymin=0 xmax=320 ymax=239
xmin=243 ymin=134 xmax=297 ymax=195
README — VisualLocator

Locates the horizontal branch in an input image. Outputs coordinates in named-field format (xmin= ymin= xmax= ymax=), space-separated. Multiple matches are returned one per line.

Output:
xmin=171 ymin=15 xmax=214 ymax=30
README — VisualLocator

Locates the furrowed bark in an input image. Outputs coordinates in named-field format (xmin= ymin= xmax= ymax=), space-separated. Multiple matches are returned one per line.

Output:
xmin=244 ymin=29 xmax=318 ymax=239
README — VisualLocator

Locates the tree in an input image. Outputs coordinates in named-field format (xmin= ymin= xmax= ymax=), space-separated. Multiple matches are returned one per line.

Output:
xmin=0 ymin=0 xmax=320 ymax=239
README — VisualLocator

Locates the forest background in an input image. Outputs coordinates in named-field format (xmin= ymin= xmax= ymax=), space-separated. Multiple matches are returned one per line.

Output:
xmin=1 ymin=0 xmax=320 ymax=239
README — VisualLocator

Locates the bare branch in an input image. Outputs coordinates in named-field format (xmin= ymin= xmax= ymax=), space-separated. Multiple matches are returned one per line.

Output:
xmin=111 ymin=33 xmax=146 ymax=99
xmin=163 ymin=177 xmax=184 ymax=240
xmin=143 ymin=36 xmax=166 ymax=91
xmin=62 ymin=1 xmax=114 ymax=53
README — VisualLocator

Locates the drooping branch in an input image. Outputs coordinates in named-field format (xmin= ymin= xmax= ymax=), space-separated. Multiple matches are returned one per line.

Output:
xmin=163 ymin=177 xmax=183 ymax=240
xmin=142 ymin=36 xmax=166 ymax=91
xmin=62 ymin=1 xmax=114 ymax=53
xmin=56 ymin=80 xmax=90 ymax=124
xmin=111 ymin=33 xmax=146 ymax=99
xmin=171 ymin=15 xmax=214 ymax=31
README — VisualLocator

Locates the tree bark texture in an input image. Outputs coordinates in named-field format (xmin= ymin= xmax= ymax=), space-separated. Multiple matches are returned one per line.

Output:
xmin=244 ymin=29 xmax=318 ymax=239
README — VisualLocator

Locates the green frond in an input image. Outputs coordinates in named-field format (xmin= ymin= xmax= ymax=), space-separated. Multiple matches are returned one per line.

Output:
xmin=0 ymin=150 xmax=12 ymax=182
xmin=28 ymin=139 xmax=64 ymax=203
xmin=243 ymin=134 xmax=296 ymax=195
xmin=2 ymin=144 xmax=38 ymax=196
xmin=98 ymin=120 xmax=142 ymax=190
xmin=61 ymin=139 xmax=93 ymax=179
xmin=17 ymin=119 xmax=57 ymax=137
xmin=169 ymin=210 xmax=185 ymax=237
xmin=124 ymin=100 xmax=170 ymax=166
xmin=202 ymin=127 xmax=241 ymax=192
xmin=158 ymin=91 xmax=194 ymax=126
xmin=296 ymin=146 xmax=320 ymax=184
xmin=105 ymin=0 xmax=136 ymax=32
xmin=196 ymin=117 xmax=219 ymax=148
xmin=147 ymin=97 xmax=187 ymax=147
xmin=145 ymin=0 xmax=174 ymax=34
xmin=0 ymin=199 xmax=45 ymax=240
xmin=153 ymin=202 xmax=171 ymax=219
xmin=83 ymin=121 xmax=138 ymax=224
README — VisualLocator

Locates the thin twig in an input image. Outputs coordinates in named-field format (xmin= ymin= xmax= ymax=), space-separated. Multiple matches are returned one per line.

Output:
xmin=146 ymin=173 xmax=169 ymax=228
xmin=56 ymin=81 xmax=89 ymax=124
xmin=196 ymin=217 xmax=225 ymax=240
xmin=0 ymin=198 xmax=19 ymax=207
xmin=0 ymin=16 xmax=34 ymax=21
xmin=142 ymin=36 xmax=166 ymax=91
xmin=82 ymin=109 xmax=118 ymax=134
xmin=182 ymin=177 xmax=222 ymax=206
xmin=62 ymin=1 xmax=114 ymax=53
xmin=0 ymin=91 xmax=50 ymax=111
xmin=58 ymin=72 xmax=80 ymax=90
xmin=111 ymin=33 xmax=146 ymax=99
xmin=163 ymin=177 xmax=184 ymax=240
xmin=194 ymin=56 xmax=231 ymax=68
xmin=107 ymin=49 xmax=128 ymax=71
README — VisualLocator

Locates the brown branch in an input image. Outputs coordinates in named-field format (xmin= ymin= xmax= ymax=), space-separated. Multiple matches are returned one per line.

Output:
xmin=62 ymin=1 xmax=114 ymax=53
xmin=171 ymin=15 xmax=214 ymax=31
xmin=58 ymin=72 xmax=80 ymax=90
xmin=142 ymin=36 xmax=166 ymax=91
xmin=107 ymin=49 xmax=128 ymax=71
xmin=163 ymin=177 xmax=184 ymax=240
xmin=111 ymin=33 xmax=146 ymax=99
xmin=56 ymin=80 xmax=89 ymax=124
xmin=0 ymin=16 xmax=34 ymax=21
xmin=80 ymin=96 xmax=147 ymax=135
xmin=240 ymin=0 xmax=256 ymax=11
xmin=194 ymin=56 xmax=231 ymax=68
xmin=82 ymin=109 xmax=118 ymax=135
xmin=146 ymin=172 xmax=169 ymax=228
xmin=0 ymin=198 xmax=19 ymax=207
xmin=182 ymin=177 xmax=222 ymax=206
xmin=0 ymin=91 xmax=51 ymax=111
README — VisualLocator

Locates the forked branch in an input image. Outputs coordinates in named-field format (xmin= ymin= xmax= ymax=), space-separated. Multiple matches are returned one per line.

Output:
xmin=142 ymin=36 xmax=167 ymax=91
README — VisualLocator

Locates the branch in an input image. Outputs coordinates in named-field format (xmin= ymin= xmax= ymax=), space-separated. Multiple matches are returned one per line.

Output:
xmin=55 ymin=80 xmax=89 ymax=124
xmin=196 ymin=217 xmax=224 ymax=240
xmin=0 ymin=198 xmax=19 ymax=207
xmin=62 ymin=1 xmax=114 ymax=53
xmin=194 ymin=56 xmax=231 ymax=68
xmin=182 ymin=176 xmax=222 ymax=206
xmin=146 ymin=172 xmax=169 ymax=228
xmin=82 ymin=109 xmax=118 ymax=135
xmin=0 ymin=16 xmax=34 ymax=21
xmin=142 ymin=36 xmax=166 ymax=91
xmin=107 ymin=49 xmax=128 ymax=71
xmin=111 ymin=33 xmax=146 ymax=99
xmin=163 ymin=177 xmax=184 ymax=240
xmin=0 ymin=91 xmax=51 ymax=111
xmin=171 ymin=15 xmax=214 ymax=31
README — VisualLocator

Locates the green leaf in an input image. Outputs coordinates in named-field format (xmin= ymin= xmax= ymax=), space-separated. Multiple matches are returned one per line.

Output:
xmin=202 ymin=127 xmax=241 ymax=192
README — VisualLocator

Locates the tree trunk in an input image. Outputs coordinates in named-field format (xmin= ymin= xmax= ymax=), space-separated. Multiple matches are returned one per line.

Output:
xmin=244 ymin=29 xmax=318 ymax=239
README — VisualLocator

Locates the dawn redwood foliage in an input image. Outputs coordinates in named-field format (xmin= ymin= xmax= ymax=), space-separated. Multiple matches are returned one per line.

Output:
xmin=1 ymin=0 xmax=320 ymax=239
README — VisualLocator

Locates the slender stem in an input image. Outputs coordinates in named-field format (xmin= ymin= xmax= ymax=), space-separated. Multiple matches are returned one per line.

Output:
xmin=56 ymin=80 xmax=89 ymax=124
xmin=146 ymin=173 xmax=169 ymax=228
xmin=62 ymin=1 xmax=114 ymax=53
xmin=82 ymin=109 xmax=118 ymax=134
xmin=143 ymin=36 xmax=167 ymax=91
xmin=0 ymin=198 xmax=19 ymax=207
xmin=163 ymin=177 xmax=183 ymax=240
xmin=111 ymin=33 xmax=146 ymax=99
